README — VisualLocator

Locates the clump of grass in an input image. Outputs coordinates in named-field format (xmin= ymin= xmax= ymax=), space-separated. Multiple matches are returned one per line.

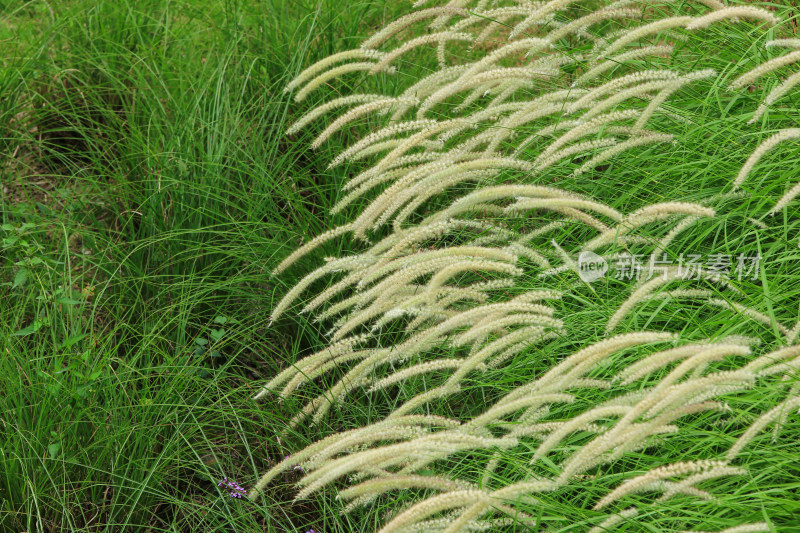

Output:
xmin=254 ymin=0 xmax=800 ymax=531
xmin=1 ymin=1 xmax=409 ymax=531
xmin=3 ymin=0 xmax=800 ymax=532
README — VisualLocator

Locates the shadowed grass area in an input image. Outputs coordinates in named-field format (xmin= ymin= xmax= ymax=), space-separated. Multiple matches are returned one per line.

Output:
xmin=0 ymin=0 xmax=405 ymax=530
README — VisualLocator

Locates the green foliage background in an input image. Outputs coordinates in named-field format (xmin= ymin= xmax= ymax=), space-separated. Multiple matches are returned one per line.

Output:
xmin=1 ymin=1 xmax=798 ymax=532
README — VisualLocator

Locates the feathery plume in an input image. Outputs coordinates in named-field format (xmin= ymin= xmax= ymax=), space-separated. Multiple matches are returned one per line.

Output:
xmin=686 ymin=7 xmax=779 ymax=31
xmin=733 ymin=129 xmax=800 ymax=190
xmin=730 ymin=50 xmax=800 ymax=91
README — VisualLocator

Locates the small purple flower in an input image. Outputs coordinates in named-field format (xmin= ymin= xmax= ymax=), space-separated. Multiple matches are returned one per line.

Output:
xmin=217 ymin=477 xmax=247 ymax=498
xmin=306 ymin=530 xmax=318 ymax=533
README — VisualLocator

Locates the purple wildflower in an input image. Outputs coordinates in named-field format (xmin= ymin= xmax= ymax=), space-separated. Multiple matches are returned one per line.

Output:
xmin=217 ymin=477 xmax=247 ymax=498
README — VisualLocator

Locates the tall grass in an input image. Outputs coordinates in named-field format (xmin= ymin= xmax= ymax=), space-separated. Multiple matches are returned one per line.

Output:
xmin=1 ymin=1 xmax=405 ymax=531
xmin=250 ymin=1 xmax=800 ymax=532
xmin=1 ymin=0 xmax=799 ymax=532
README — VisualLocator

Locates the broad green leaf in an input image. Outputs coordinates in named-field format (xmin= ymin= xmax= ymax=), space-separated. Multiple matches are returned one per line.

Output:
xmin=12 ymin=269 xmax=28 ymax=289
xmin=13 ymin=319 xmax=47 ymax=336
xmin=47 ymin=442 xmax=60 ymax=459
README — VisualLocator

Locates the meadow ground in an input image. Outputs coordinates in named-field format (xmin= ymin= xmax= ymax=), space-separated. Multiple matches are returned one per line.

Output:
xmin=1 ymin=1 xmax=799 ymax=532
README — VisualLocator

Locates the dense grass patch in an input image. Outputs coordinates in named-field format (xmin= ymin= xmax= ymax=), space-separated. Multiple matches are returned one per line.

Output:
xmin=2 ymin=1 xmax=800 ymax=532
xmin=0 ymin=1 xmax=406 ymax=530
